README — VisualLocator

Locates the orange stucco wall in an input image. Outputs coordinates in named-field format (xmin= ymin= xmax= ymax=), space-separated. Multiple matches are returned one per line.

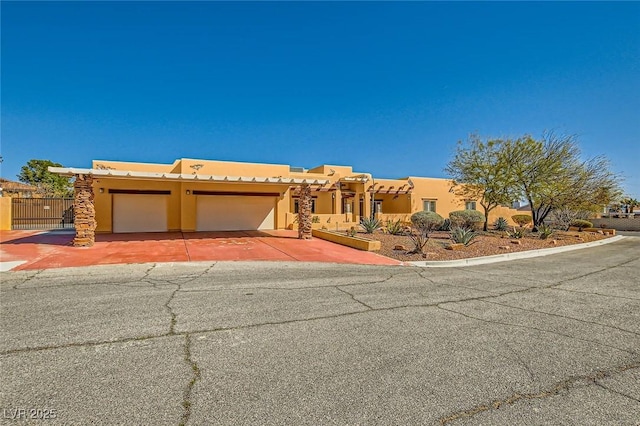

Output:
xmin=0 ymin=197 xmax=11 ymax=230
xmin=84 ymin=158 xmax=519 ymax=232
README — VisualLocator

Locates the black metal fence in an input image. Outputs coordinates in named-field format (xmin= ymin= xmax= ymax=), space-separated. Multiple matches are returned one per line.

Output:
xmin=11 ymin=198 xmax=75 ymax=230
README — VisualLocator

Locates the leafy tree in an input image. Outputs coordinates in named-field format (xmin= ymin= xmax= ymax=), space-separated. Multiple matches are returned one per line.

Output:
xmin=502 ymin=134 xmax=621 ymax=230
xmin=620 ymin=196 xmax=639 ymax=214
xmin=445 ymin=135 xmax=517 ymax=231
xmin=17 ymin=159 xmax=74 ymax=197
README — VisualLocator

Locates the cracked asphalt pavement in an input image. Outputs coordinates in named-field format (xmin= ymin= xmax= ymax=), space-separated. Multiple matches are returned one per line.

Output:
xmin=1 ymin=237 xmax=639 ymax=425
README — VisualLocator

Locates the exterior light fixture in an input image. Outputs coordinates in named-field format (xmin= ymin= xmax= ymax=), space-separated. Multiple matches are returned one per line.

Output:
xmin=99 ymin=188 xmax=104 ymax=193
xmin=186 ymin=190 xmax=191 ymax=195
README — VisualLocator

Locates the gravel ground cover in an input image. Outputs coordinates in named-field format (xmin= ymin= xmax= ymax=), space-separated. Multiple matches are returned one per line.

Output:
xmin=353 ymin=229 xmax=612 ymax=262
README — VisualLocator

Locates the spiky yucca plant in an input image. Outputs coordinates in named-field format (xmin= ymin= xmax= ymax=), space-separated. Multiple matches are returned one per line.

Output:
xmin=493 ymin=217 xmax=508 ymax=231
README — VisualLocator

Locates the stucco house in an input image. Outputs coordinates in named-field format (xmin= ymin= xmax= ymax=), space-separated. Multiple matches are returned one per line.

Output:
xmin=49 ymin=158 xmax=519 ymax=244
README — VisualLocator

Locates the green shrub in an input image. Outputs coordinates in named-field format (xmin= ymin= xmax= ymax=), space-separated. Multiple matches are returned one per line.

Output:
xmin=493 ymin=217 xmax=509 ymax=231
xmin=360 ymin=217 xmax=382 ymax=234
xmin=537 ymin=224 xmax=554 ymax=240
xmin=506 ymin=227 xmax=527 ymax=239
xmin=347 ymin=226 xmax=357 ymax=237
xmin=385 ymin=219 xmax=405 ymax=235
xmin=312 ymin=216 xmax=320 ymax=223
xmin=571 ymin=219 xmax=593 ymax=231
xmin=450 ymin=210 xmax=486 ymax=229
xmin=450 ymin=227 xmax=477 ymax=246
xmin=439 ymin=218 xmax=451 ymax=232
xmin=411 ymin=211 xmax=444 ymax=232
xmin=511 ymin=214 xmax=532 ymax=227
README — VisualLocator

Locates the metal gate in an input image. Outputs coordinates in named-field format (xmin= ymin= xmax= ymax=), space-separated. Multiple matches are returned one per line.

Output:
xmin=11 ymin=198 xmax=75 ymax=230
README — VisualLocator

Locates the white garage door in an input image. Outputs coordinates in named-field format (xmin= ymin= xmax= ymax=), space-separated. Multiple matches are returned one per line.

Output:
xmin=196 ymin=196 xmax=275 ymax=231
xmin=113 ymin=194 xmax=168 ymax=233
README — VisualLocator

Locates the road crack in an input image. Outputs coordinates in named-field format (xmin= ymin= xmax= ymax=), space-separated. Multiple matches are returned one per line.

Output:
xmin=435 ymin=305 xmax=637 ymax=355
xmin=180 ymin=334 xmax=200 ymax=426
xmin=335 ymin=286 xmax=374 ymax=310
xmin=439 ymin=361 xmax=640 ymax=425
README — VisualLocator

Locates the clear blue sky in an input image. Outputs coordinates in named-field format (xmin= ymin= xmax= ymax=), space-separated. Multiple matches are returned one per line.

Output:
xmin=2 ymin=1 xmax=639 ymax=197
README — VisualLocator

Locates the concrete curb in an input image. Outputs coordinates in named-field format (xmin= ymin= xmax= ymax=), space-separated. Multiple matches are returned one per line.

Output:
xmin=0 ymin=261 xmax=27 ymax=272
xmin=407 ymin=235 xmax=626 ymax=268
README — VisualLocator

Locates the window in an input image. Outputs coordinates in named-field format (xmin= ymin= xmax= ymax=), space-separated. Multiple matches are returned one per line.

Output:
xmin=294 ymin=198 xmax=316 ymax=214
xmin=465 ymin=201 xmax=477 ymax=210
xmin=374 ymin=200 xmax=383 ymax=214
xmin=423 ymin=200 xmax=436 ymax=212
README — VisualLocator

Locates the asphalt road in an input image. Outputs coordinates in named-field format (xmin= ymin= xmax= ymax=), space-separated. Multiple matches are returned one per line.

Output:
xmin=1 ymin=237 xmax=639 ymax=425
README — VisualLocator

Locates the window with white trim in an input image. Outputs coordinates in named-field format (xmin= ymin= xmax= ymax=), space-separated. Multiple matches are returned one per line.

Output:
xmin=465 ymin=201 xmax=477 ymax=210
xmin=423 ymin=200 xmax=437 ymax=212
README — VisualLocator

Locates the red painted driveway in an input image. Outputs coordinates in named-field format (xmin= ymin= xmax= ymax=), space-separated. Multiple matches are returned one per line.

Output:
xmin=0 ymin=230 xmax=402 ymax=271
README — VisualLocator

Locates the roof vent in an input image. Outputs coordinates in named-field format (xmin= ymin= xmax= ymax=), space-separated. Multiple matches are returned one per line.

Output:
xmin=289 ymin=166 xmax=306 ymax=173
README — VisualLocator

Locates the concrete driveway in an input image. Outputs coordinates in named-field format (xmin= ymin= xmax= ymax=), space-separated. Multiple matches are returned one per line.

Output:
xmin=1 ymin=237 xmax=639 ymax=425
xmin=0 ymin=229 xmax=400 ymax=271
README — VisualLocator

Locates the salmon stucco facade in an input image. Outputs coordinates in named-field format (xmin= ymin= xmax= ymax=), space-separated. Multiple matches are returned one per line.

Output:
xmin=49 ymin=158 xmax=519 ymax=240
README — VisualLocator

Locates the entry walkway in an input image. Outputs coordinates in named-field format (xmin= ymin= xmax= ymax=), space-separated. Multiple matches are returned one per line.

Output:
xmin=0 ymin=230 xmax=401 ymax=271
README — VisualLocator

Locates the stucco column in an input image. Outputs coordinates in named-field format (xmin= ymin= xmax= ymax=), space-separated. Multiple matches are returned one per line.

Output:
xmin=297 ymin=184 xmax=312 ymax=240
xmin=73 ymin=174 xmax=96 ymax=247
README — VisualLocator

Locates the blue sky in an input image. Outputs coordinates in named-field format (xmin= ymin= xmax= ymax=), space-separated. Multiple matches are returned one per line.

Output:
xmin=2 ymin=1 xmax=639 ymax=196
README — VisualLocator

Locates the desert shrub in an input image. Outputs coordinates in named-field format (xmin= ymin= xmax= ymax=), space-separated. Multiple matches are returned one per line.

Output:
xmin=385 ymin=219 xmax=405 ymax=235
xmin=360 ymin=217 xmax=382 ymax=234
xmin=312 ymin=216 xmax=320 ymax=223
xmin=450 ymin=210 xmax=485 ymax=229
xmin=506 ymin=227 xmax=527 ymax=239
xmin=409 ymin=211 xmax=444 ymax=254
xmin=347 ymin=226 xmax=357 ymax=237
xmin=537 ymin=224 xmax=554 ymax=240
xmin=411 ymin=211 xmax=444 ymax=233
xmin=511 ymin=214 xmax=532 ymax=227
xmin=493 ymin=217 xmax=509 ymax=231
xmin=571 ymin=219 xmax=593 ymax=231
xmin=439 ymin=218 xmax=451 ymax=232
xmin=450 ymin=227 xmax=477 ymax=246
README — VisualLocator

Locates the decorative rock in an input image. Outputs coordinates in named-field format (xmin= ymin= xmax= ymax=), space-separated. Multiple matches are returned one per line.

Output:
xmin=597 ymin=230 xmax=604 ymax=235
xmin=297 ymin=184 xmax=312 ymax=240
xmin=394 ymin=244 xmax=408 ymax=251
xmin=550 ymin=240 xmax=557 ymax=245
xmin=510 ymin=240 xmax=521 ymax=245
xmin=73 ymin=174 xmax=96 ymax=247
xmin=446 ymin=243 xmax=464 ymax=251
xmin=498 ymin=246 xmax=510 ymax=250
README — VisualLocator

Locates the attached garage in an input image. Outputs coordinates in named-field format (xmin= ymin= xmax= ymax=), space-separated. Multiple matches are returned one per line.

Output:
xmin=112 ymin=193 xmax=169 ymax=233
xmin=196 ymin=195 xmax=275 ymax=231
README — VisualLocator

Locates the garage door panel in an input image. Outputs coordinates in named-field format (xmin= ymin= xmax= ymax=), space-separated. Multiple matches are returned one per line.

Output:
xmin=113 ymin=194 xmax=168 ymax=233
xmin=197 ymin=196 xmax=275 ymax=231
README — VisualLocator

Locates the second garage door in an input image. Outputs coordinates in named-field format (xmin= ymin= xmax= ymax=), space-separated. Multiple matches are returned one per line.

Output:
xmin=196 ymin=195 xmax=275 ymax=231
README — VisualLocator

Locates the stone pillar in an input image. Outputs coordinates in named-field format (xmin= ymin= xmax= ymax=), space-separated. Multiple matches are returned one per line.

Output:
xmin=297 ymin=184 xmax=312 ymax=240
xmin=73 ymin=174 xmax=96 ymax=247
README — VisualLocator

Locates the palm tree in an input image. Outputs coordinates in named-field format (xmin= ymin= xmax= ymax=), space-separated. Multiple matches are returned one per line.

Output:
xmin=621 ymin=197 xmax=639 ymax=215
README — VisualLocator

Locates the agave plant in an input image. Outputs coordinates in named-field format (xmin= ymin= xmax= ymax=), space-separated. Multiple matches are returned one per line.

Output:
xmin=360 ymin=217 xmax=382 ymax=234
xmin=506 ymin=227 xmax=526 ymax=239
xmin=450 ymin=227 xmax=477 ymax=246
xmin=385 ymin=219 xmax=405 ymax=235
xmin=537 ymin=224 xmax=554 ymax=240
xmin=493 ymin=217 xmax=508 ymax=231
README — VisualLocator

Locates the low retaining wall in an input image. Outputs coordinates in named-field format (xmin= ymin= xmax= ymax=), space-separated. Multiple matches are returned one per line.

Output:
xmin=312 ymin=229 xmax=381 ymax=251
xmin=591 ymin=217 xmax=640 ymax=231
